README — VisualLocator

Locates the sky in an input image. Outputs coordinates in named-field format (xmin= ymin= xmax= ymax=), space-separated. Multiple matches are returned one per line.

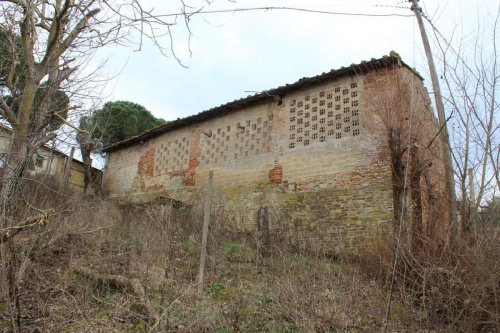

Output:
xmin=88 ymin=0 xmax=496 ymax=122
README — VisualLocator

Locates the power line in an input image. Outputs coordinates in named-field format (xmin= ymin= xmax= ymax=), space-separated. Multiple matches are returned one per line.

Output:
xmin=375 ymin=4 xmax=411 ymax=10
xmin=155 ymin=6 xmax=414 ymax=19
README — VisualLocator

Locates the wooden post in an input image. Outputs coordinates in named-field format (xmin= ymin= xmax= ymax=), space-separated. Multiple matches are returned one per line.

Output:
xmin=46 ymin=141 xmax=56 ymax=174
xmin=257 ymin=206 xmax=270 ymax=259
xmin=198 ymin=171 xmax=213 ymax=293
xmin=59 ymin=147 xmax=75 ymax=191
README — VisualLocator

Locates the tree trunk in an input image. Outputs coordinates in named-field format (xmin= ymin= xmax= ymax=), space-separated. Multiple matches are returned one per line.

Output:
xmin=1 ymin=77 xmax=37 ymax=205
xmin=0 ymin=136 xmax=30 ymax=333
xmin=0 ymin=79 xmax=38 ymax=333
xmin=78 ymin=132 xmax=101 ymax=195
xmin=424 ymin=176 xmax=437 ymax=240
xmin=1 ymin=240 xmax=21 ymax=333
xmin=390 ymin=127 xmax=405 ymax=226
xmin=409 ymin=147 xmax=423 ymax=249
xmin=82 ymin=152 xmax=101 ymax=195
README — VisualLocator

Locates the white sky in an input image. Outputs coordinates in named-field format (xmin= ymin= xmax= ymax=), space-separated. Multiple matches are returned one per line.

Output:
xmin=89 ymin=0 xmax=495 ymax=122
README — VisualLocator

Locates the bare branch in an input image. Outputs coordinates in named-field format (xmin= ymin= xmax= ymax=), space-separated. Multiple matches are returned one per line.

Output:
xmin=0 ymin=96 xmax=16 ymax=124
xmin=415 ymin=113 xmax=454 ymax=150
xmin=0 ymin=208 xmax=53 ymax=244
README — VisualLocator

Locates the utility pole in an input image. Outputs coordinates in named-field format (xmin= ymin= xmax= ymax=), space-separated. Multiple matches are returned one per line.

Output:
xmin=410 ymin=0 xmax=458 ymax=233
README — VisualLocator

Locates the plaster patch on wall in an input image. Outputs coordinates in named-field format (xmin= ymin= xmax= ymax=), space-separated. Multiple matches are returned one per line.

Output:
xmin=138 ymin=148 xmax=155 ymax=177
xmin=184 ymin=128 xmax=202 ymax=186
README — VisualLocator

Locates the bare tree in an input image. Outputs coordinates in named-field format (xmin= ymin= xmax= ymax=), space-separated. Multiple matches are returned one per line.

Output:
xmin=0 ymin=1 xmax=202 ymax=331
xmin=432 ymin=5 xmax=500 ymax=233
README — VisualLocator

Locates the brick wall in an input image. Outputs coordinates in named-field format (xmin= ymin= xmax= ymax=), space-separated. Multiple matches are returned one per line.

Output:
xmin=362 ymin=65 xmax=449 ymax=240
xmin=103 ymin=64 xmax=447 ymax=252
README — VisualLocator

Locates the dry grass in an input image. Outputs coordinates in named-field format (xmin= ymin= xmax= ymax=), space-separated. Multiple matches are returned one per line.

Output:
xmin=1 ymin=178 xmax=498 ymax=332
xmin=392 ymin=233 xmax=500 ymax=332
xmin=359 ymin=228 xmax=500 ymax=333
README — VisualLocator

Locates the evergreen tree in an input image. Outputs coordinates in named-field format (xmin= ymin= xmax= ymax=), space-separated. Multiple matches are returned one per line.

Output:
xmin=78 ymin=101 xmax=166 ymax=193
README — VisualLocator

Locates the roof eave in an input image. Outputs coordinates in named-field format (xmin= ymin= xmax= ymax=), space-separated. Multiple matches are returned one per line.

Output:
xmin=104 ymin=55 xmax=423 ymax=152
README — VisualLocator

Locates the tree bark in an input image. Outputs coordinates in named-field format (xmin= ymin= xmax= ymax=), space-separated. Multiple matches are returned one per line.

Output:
xmin=409 ymin=147 xmax=423 ymax=249
xmin=390 ymin=127 xmax=405 ymax=226
xmin=0 ymin=80 xmax=40 ymax=333
xmin=78 ymin=131 xmax=101 ymax=195
xmin=1 ymin=240 xmax=20 ymax=333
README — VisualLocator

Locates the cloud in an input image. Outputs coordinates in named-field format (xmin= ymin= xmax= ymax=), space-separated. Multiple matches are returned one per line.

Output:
xmin=89 ymin=0 xmax=496 ymax=122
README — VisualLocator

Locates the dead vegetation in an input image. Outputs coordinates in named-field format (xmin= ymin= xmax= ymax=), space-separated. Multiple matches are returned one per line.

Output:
xmin=362 ymin=230 xmax=500 ymax=333
xmin=0 ymin=178 xmax=499 ymax=332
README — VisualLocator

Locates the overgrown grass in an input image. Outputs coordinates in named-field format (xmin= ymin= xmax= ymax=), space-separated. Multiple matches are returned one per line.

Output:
xmin=1 ymin=177 xmax=498 ymax=332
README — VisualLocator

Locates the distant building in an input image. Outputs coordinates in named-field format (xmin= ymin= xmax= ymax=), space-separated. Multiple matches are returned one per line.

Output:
xmin=0 ymin=124 xmax=98 ymax=191
xmin=102 ymin=56 xmax=450 ymax=253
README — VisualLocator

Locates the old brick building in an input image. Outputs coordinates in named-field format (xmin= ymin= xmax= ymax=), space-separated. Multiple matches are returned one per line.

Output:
xmin=103 ymin=55 xmax=449 ymax=252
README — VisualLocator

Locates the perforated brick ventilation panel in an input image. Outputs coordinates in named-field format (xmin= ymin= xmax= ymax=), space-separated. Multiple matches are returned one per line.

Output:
xmin=154 ymin=137 xmax=190 ymax=175
xmin=200 ymin=112 xmax=273 ymax=167
xmin=288 ymin=82 xmax=360 ymax=149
